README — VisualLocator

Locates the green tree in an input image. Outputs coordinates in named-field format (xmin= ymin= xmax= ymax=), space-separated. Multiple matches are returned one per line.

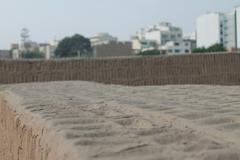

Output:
xmin=55 ymin=34 xmax=92 ymax=58
xmin=193 ymin=43 xmax=226 ymax=53
xmin=192 ymin=47 xmax=207 ymax=53
xmin=207 ymin=43 xmax=226 ymax=52
xmin=22 ymin=51 xmax=45 ymax=59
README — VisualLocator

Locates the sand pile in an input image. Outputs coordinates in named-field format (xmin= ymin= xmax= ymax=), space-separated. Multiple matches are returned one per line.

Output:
xmin=1 ymin=81 xmax=240 ymax=160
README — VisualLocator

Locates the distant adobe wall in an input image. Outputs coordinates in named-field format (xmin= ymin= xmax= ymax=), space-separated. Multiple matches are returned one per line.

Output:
xmin=0 ymin=53 xmax=240 ymax=85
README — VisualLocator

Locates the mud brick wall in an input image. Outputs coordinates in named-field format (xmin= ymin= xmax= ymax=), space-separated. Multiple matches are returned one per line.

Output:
xmin=0 ymin=53 xmax=240 ymax=85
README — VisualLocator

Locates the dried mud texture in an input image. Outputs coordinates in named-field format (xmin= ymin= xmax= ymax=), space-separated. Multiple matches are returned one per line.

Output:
xmin=1 ymin=81 xmax=240 ymax=160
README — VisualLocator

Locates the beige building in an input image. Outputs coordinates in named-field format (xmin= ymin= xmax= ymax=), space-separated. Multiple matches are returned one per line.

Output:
xmin=10 ymin=40 xmax=58 ymax=59
xmin=10 ymin=44 xmax=19 ymax=50
xmin=39 ymin=41 xmax=58 ymax=60
xmin=0 ymin=50 xmax=11 ymax=59
xmin=93 ymin=42 xmax=133 ymax=58
xmin=90 ymin=33 xmax=118 ymax=47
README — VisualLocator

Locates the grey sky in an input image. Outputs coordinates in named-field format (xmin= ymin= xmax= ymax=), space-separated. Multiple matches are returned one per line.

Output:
xmin=0 ymin=0 xmax=239 ymax=49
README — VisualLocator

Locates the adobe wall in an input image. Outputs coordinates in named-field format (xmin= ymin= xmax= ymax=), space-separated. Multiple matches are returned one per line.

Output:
xmin=0 ymin=53 xmax=240 ymax=85
xmin=0 ymin=93 xmax=79 ymax=160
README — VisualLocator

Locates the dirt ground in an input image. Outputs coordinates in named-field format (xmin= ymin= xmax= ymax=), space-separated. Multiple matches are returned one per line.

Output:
xmin=1 ymin=81 xmax=240 ymax=160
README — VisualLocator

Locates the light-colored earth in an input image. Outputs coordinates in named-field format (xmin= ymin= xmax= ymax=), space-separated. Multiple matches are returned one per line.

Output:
xmin=1 ymin=81 xmax=240 ymax=160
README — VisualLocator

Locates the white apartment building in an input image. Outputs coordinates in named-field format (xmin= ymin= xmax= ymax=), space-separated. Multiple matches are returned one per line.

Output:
xmin=131 ymin=37 xmax=157 ymax=53
xmin=136 ymin=22 xmax=183 ymax=45
xmin=236 ymin=7 xmax=240 ymax=48
xmin=132 ymin=22 xmax=194 ymax=54
xmin=184 ymin=32 xmax=196 ymax=41
xmin=90 ymin=33 xmax=118 ymax=47
xmin=196 ymin=6 xmax=240 ymax=50
xmin=159 ymin=40 xmax=193 ymax=55
xmin=197 ymin=13 xmax=222 ymax=48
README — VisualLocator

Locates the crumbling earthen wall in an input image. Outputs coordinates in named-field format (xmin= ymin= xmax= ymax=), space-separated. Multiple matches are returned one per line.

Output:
xmin=2 ymin=82 xmax=240 ymax=160
xmin=0 ymin=53 xmax=240 ymax=85
xmin=0 ymin=93 xmax=79 ymax=160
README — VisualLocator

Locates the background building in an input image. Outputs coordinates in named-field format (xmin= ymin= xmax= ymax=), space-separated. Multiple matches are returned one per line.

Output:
xmin=10 ymin=40 xmax=58 ymax=59
xmin=131 ymin=37 xmax=157 ymax=53
xmin=184 ymin=32 xmax=196 ymax=41
xmin=136 ymin=22 xmax=183 ymax=45
xmin=132 ymin=22 xmax=195 ymax=54
xmin=90 ymin=33 xmax=118 ymax=47
xmin=196 ymin=6 xmax=240 ymax=51
xmin=93 ymin=41 xmax=133 ymax=58
xmin=0 ymin=50 xmax=11 ymax=59
xmin=90 ymin=33 xmax=133 ymax=58
xmin=183 ymin=39 xmax=197 ymax=52
xmin=196 ymin=13 xmax=223 ymax=48
xmin=158 ymin=40 xmax=193 ymax=55
xmin=39 ymin=40 xmax=59 ymax=59
xmin=236 ymin=7 xmax=240 ymax=49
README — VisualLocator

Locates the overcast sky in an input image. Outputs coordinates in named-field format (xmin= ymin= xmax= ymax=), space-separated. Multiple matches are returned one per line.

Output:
xmin=0 ymin=0 xmax=239 ymax=49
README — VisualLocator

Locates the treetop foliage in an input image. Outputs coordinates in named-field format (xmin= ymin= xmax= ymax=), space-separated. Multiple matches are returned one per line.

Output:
xmin=55 ymin=34 xmax=92 ymax=58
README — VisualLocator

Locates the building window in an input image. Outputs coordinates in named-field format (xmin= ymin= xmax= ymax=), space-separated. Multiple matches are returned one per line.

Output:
xmin=175 ymin=49 xmax=180 ymax=53
xmin=174 ymin=42 xmax=180 ymax=46
xmin=185 ymin=50 xmax=189 ymax=53
xmin=177 ymin=34 xmax=182 ymax=38
xmin=168 ymin=49 xmax=173 ymax=53
xmin=185 ymin=43 xmax=189 ymax=46
xmin=162 ymin=34 xmax=168 ymax=38
xmin=171 ymin=35 xmax=176 ymax=39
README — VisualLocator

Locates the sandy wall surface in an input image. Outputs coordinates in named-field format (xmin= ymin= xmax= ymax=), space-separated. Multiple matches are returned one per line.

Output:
xmin=0 ymin=89 xmax=83 ymax=160
xmin=1 ymin=53 xmax=240 ymax=85
xmin=1 ymin=81 xmax=240 ymax=160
